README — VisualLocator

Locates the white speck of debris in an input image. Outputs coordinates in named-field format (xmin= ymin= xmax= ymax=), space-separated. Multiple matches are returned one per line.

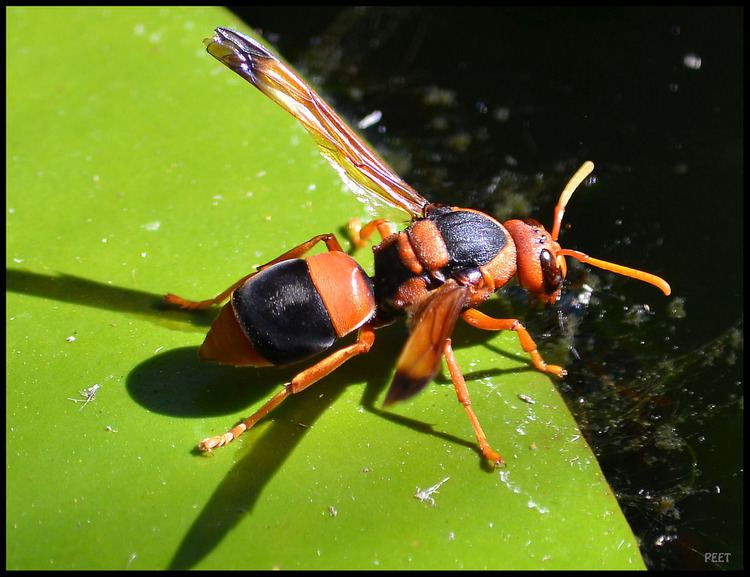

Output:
xmin=683 ymin=53 xmax=702 ymax=70
xmin=307 ymin=183 xmax=317 ymax=191
xmin=68 ymin=384 xmax=101 ymax=410
xmin=498 ymin=469 xmax=522 ymax=495
xmin=569 ymin=434 xmax=581 ymax=443
xmin=415 ymin=476 xmax=451 ymax=506
xmin=13 ymin=258 xmax=24 ymax=263
xmin=66 ymin=335 xmax=76 ymax=343
xmin=328 ymin=505 xmax=338 ymax=518
xmin=92 ymin=174 xmax=100 ymax=182
xmin=256 ymin=170 xmax=267 ymax=178
xmin=448 ymin=531 xmax=455 ymax=541
xmin=142 ymin=221 xmax=161 ymax=231
xmin=488 ymin=521 xmax=494 ymax=528
xmin=357 ymin=110 xmax=382 ymax=130
xmin=517 ymin=393 xmax=535 ymax=404
xmin=134 ymin=24 xmax=145 ymax=36
xmin=578 ymin=284 xmax=593 ymax=305
xmin=527 ymin=499 xmax=550 ymax=514
xmin=140 ymin=252 xmax=147 ymax=258
xmin=126 ymin=552 xmax=137 ymax=569
xmin=154 ymin=346 xmax=164 ymax=354
xmin=106 ymin=425 xmax=118 ymax=433
xmin=101 ymin=238 xmax=108 ymax=243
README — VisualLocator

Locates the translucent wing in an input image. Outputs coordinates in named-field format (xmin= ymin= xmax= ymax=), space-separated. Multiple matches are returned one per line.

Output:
xmin=385 ymin=280 xmax=469 ymax=404
xmin=205 ymin=27 xmax=430 ymax=220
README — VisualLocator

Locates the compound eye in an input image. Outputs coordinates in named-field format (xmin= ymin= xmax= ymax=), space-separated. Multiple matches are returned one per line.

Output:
xmin=539 ymin=249 xmax=563 ymax=295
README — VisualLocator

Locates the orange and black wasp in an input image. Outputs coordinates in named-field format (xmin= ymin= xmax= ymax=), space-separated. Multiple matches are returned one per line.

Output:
xmin=166 ymin=27 xmax=671 ymax=466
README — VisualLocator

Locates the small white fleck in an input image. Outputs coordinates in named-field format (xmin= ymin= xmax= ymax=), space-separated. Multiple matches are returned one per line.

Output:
xmin=101 ymin=238 xmax=108 ymax=243
xmin=142 ymin=221 xmax=161 ymax=231
xmin=527 ymin=499 xmax=549 ymax=514
xmin=357 ymin=110 xmax=382 ymax=130
xmin=415 ymin=476 xmax=451 ymax=506
xmin=68 ymin=384 xmax=101 ymax=410
xmin=149 ymin=31 xmax=162 ymax=44
xmin=13 ymin=258 xmax=23 ymax=264
xmin=140 ymin=252 xmax=147 ymax=258
xmin=66 ymin=335 xmax=76 ymax=343
xmin=683 ymin=53 xmax=702 ymax=70
xmin=154 ymin=346 xmax=164 ymax=354
xmin=307 ymin=183 xmax=317 ymax=191
xmin=256 ymin=170 xmax=267 ymax=178
xmin=92 ymin=174 xmax=100 ymax=182
xmin=134 ymin=24 xmax=145 ymax=36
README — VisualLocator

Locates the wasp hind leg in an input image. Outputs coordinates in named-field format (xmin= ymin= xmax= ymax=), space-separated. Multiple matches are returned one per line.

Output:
xmin=348 ymin=218 xmax=396 ymax=249
xmin=199 ymin=324 xmax=376 ymax=452
xmin=165 ymin=233 xmax=346 ymax=310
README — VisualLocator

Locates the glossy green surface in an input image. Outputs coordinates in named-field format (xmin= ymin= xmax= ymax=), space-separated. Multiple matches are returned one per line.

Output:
xmin=6 ymin=6 xmax=644 ymax=569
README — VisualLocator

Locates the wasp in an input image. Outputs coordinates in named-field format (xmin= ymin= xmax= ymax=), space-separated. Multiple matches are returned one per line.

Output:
xmin=166 ymin=28 xmax=671 ymax=466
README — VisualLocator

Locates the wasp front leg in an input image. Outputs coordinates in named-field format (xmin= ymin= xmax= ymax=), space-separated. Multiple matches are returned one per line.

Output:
xmin=461 ymin=308 xmax=567 ymax=378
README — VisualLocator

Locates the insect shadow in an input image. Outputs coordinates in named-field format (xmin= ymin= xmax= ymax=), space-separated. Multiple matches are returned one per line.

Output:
xmin=5 ymin=268 xmax=215 ymax=332
xmin=8 ymin=267 xmax=562 ymax=568
xmin=160 ymin=321 xmax=530 ymax=570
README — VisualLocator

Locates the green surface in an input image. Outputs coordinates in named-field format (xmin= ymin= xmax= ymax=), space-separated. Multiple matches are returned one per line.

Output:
xmin=6 ymin=6 xmax=644 ymax=570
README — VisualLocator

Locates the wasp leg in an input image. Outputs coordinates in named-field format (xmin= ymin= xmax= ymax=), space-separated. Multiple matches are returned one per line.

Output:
xmin=443 ymin=338 xmax=504 ymax=467
xmin=199 ymin=324 xmax=376 ymax=452
xmin=348 ymin=218 xmax=395 ymax=249
xmin=165 ymin=233 xmax=345 ymax=310
xmin=461 ymin=308 xmax=567 ymax=378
